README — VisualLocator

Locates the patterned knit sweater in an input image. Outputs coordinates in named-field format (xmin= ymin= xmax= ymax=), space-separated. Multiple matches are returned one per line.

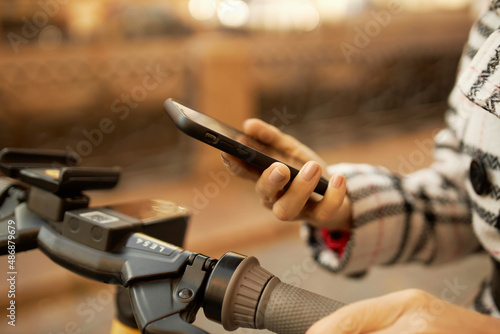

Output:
xmin=305 ymin=1 xmax=500 ymax=317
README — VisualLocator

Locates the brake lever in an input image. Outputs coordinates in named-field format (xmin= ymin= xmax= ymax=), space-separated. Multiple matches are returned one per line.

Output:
xmin=130 ymin=254 xmax=214 ymax=334
xmin=38 ymin=220 xmax=216 ymax=334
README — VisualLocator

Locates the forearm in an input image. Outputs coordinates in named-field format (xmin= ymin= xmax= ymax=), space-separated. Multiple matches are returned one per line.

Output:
xmin=305 ymin=162 xmax=480 ymax=275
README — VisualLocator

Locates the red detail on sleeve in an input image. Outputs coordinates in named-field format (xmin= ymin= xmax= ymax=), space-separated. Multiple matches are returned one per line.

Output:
xmin=320 ymin=228 xmax=350 ymax=258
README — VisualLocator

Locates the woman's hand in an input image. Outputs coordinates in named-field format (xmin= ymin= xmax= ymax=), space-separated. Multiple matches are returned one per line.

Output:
xmin=220 ymin=118 xmax=352 ymax=231
xmin=307 ymin=289 xmax=500 ymax=334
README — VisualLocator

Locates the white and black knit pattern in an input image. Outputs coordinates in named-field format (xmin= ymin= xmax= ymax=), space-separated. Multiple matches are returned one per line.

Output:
xmin=473 ymin=280 xmax=500 ymax=317
xmin=304 ymin=1 xmax=500 ymax=317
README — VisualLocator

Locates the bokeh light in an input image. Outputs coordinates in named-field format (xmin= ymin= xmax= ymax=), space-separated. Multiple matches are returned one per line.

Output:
xmin=189 ymin=0 xmax=217 ymax=21
xmin=217 ymin=0 xmax=250 ymax=28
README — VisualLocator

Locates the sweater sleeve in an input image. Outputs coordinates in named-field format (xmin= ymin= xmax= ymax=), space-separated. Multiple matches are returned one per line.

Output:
xmin=303 ymin=96 xmax=481 ymax=275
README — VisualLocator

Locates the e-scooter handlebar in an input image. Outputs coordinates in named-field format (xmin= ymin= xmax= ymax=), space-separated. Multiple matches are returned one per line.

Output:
xmin=257 ymin=279 xmax=344 ymax=334
xmin=0 ymin=147 xmax=347 ymax=334
xmin=205 ymin=253 xmax=345 ymax=334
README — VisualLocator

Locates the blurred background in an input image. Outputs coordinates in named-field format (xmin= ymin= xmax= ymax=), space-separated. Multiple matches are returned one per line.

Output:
xmin=0 ymin=0 xmax=493 ymax=333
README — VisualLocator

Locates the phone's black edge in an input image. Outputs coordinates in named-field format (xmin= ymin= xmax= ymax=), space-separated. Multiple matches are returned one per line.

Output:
xmin=164 ymin=99 xmax=202 ymax=139
xmin=163 ymin=98 xmax=328 ymax=195
xmin=164 ymin=98 xmax=280 ymax=170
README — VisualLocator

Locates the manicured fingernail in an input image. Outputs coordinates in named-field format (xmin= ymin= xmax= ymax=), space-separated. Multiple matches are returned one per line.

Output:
xmin=221 ymin=154 xmax=230 ymax=166
xmin=332 ymin=175 xmax=344 ymax=188
xmin=302 ymin=162 xmax=319 ymax=181
xmin=270 ymin=167 xmax=285 ymax=183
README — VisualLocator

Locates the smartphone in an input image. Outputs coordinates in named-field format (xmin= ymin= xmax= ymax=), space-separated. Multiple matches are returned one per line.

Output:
xmin=163 ymin=98 xmax=328 ymax=195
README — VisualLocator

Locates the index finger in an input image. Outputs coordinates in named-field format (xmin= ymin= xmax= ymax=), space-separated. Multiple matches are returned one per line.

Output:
xmin=243 ymin=118 xmax=297 ymax=150
xmin=243 ymin=118 xmax=322 ymax=164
